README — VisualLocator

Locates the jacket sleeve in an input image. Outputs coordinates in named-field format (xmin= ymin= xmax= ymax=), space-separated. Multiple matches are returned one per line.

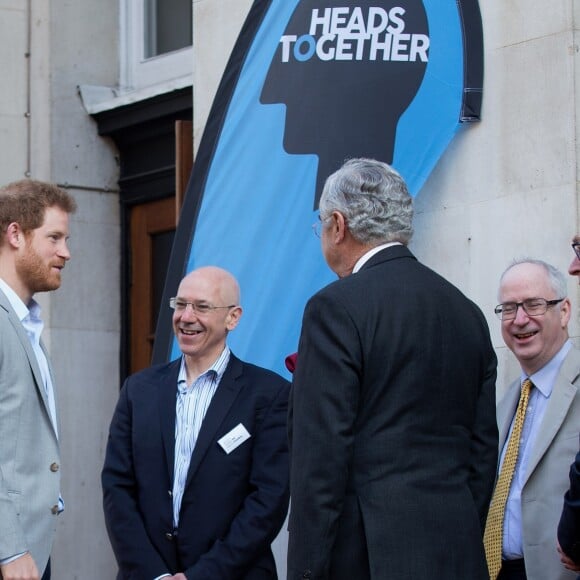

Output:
xmin=183 ymin=378 xmax=290 ymax=580
xmin=558 ymin=447 xmax=580 ymax=563
xmin=468 ymin=319 xmax=499 ymax=531
xmin=0 ymin=317 xmax=30 ymax=561
xmin=287 ymin=291 xmax=361 ymax=579
xmin=101 ymin=380 xmax=172 ymax=579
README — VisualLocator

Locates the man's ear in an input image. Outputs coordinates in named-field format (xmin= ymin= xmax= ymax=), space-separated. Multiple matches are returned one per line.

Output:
xmin=560 ymin=297 xmax=572 ymax=328
xmin=331 ymin=211 xmax=347 ymax=244
xmin=5 ymin=222 xmax=24 ymax=248
xmin=225 ymin=306 xmax=243 ymax=331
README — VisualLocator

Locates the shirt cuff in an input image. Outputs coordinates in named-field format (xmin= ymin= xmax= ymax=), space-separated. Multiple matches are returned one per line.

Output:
xmin=0 ymin=552 xmax=28 ymax=565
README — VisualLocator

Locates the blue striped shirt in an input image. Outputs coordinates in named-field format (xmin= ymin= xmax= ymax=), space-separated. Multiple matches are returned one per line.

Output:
xmin=172 ymin=347 xmax=230 ymax=527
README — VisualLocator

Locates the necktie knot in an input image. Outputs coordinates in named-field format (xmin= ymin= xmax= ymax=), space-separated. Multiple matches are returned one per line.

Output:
xmin=521 ymin=377 xmax=532 ymax=398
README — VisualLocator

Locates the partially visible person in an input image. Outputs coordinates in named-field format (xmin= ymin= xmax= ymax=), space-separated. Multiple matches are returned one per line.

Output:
xmin=569 ymin=236 xmax=580 ymax=280
xmin=558 ymin=448 xmax=580 ymax=573
xmin=484 ymin=259 xmax=580 ymax=580
xmin=556 ymin=237 xmax=580 ymax=574
xmin=0 ymin=179 xmax=76 ymax=580
xmin=288 ymin=158 xmax=498 ymax=579
xmin=102 ymin=266 xmax=290 ymax=579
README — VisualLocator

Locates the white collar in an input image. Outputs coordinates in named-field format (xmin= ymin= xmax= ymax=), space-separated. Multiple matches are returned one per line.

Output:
xmin=0 ymin=277 xmax=36 ymax=322
xmin=352 ymin=242 xmax=402 ymax=274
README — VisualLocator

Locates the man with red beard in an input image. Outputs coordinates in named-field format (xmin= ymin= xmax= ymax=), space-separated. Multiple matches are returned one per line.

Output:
xmin=0 ymin=179 xmax=76 ymax=580
xmin=484 ymin=259 xmax=580 ymax=580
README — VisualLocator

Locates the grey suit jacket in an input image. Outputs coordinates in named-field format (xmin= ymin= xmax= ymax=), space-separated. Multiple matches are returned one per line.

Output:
xmin=0 ymin=288 xmax=61 ymax=574
xmin=497 ymin=345 xmax=580 ymax=580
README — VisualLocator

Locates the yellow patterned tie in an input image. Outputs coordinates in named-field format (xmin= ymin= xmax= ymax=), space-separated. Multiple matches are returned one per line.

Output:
xmin=483 ymin=378 xmax=532 ymax=579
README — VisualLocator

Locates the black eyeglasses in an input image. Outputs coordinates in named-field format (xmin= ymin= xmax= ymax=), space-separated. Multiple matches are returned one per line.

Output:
xmin=169 ymin=298 xmax=236 ymax=315
xmin=494 ymin=297 xmax=565 ymax=321
xmin=572 ymin=242 xmax=580 ymax=260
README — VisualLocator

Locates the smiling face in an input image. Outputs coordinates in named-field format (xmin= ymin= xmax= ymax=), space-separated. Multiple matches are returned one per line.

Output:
xmin=172 ymin=267 xmax=242 ymax=372
xmin=15 ymin=206 xmax=71 ymax=300
xmin=499 ymin=262 xmax=571 ymax=375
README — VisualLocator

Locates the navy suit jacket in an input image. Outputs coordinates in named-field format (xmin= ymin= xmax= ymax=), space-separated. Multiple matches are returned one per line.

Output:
xmin=559 ymin=444 xmax=580 ymax=564
xmin=102 ymin=353 xmax=290 ymax=580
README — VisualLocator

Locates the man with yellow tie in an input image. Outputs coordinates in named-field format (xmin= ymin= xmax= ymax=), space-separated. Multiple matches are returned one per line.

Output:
xmin=485 ymin=259 xmax=580 ymax=580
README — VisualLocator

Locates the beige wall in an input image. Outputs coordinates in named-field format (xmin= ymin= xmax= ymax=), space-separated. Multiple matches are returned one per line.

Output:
xmin=0 ymin=0 xmax=28 ymax=180
xmin=413 ymin=1 xmax=580 ymax=395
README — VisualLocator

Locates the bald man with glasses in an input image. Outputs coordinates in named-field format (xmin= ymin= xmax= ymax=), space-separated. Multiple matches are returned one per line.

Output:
xmin=102 ymin=267 xmax=290 ymax=580
xmin=484 ymin=259 xmax=580 ymax=580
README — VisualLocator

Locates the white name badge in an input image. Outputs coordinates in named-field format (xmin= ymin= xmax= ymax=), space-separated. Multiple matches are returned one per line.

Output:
xmin=218 ymin=423 xmax=251 ymax=454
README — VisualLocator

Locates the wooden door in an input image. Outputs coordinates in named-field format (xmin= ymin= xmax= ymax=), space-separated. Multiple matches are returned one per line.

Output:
xmin=129 ymin=197 xmax=176 ymax=374
xmin=127 ymin=120 xmax=192 ymax=375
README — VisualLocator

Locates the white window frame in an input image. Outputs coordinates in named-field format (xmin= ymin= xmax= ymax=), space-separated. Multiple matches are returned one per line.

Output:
xmin=120 ymin=0 xmax=193 ymax=92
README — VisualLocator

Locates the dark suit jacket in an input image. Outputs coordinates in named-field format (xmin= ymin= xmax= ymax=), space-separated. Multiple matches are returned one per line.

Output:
xmin=287 ymin=245 xmax=498 ymax=580
xmin=559 ymin=444 xmax=580 ymax=564
xmin=102 ymin=353 xmax=290 ymax=580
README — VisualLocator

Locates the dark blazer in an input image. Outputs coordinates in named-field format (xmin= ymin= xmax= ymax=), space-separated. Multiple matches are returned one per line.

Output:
xmin=559 ymin=443 xmax=580 ymax=564
xmin=102 ymin=353 xmax=290 ymax=580
xmin=287 ymin=245 xmax=498 ymax=580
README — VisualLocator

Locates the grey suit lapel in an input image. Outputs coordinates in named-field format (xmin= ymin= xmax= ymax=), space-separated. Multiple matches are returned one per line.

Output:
xmin=525 ymin=348 xmax=580 ymax=482
xmin=0 ymin=290 xmax=56 ymax=436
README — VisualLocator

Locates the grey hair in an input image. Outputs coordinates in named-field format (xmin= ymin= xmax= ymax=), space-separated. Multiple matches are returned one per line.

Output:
xmin=319 ymin=158 xmax=414 ymax=245
xmin=499 ymin=258 xmax=568 ymax=301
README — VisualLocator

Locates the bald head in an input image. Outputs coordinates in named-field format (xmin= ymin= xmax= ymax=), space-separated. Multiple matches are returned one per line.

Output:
xmin=178 ymin=266 xmax=240 ymax=307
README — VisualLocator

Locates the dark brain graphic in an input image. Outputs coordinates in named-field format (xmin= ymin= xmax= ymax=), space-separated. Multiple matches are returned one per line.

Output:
xmin=261 ymin=1 xmax=429 ymax=208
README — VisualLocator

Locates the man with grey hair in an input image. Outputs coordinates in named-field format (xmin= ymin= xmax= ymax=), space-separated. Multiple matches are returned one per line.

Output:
xmin=287 ymin=158 xmax=498 ymax=579
xmin=484 ymin=259 xmax=580 ymax=580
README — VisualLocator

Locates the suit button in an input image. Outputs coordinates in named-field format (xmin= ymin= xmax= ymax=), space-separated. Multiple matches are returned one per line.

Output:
xmin=302 ymin=571 xmax=312 ymax=579
xmin=49 ymin=462 xmax=59 ymax=472
xmin=165 ymin=532 xmax=174 ymax=541
xmin=51 ymin=505 xmax=59 ymax=515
